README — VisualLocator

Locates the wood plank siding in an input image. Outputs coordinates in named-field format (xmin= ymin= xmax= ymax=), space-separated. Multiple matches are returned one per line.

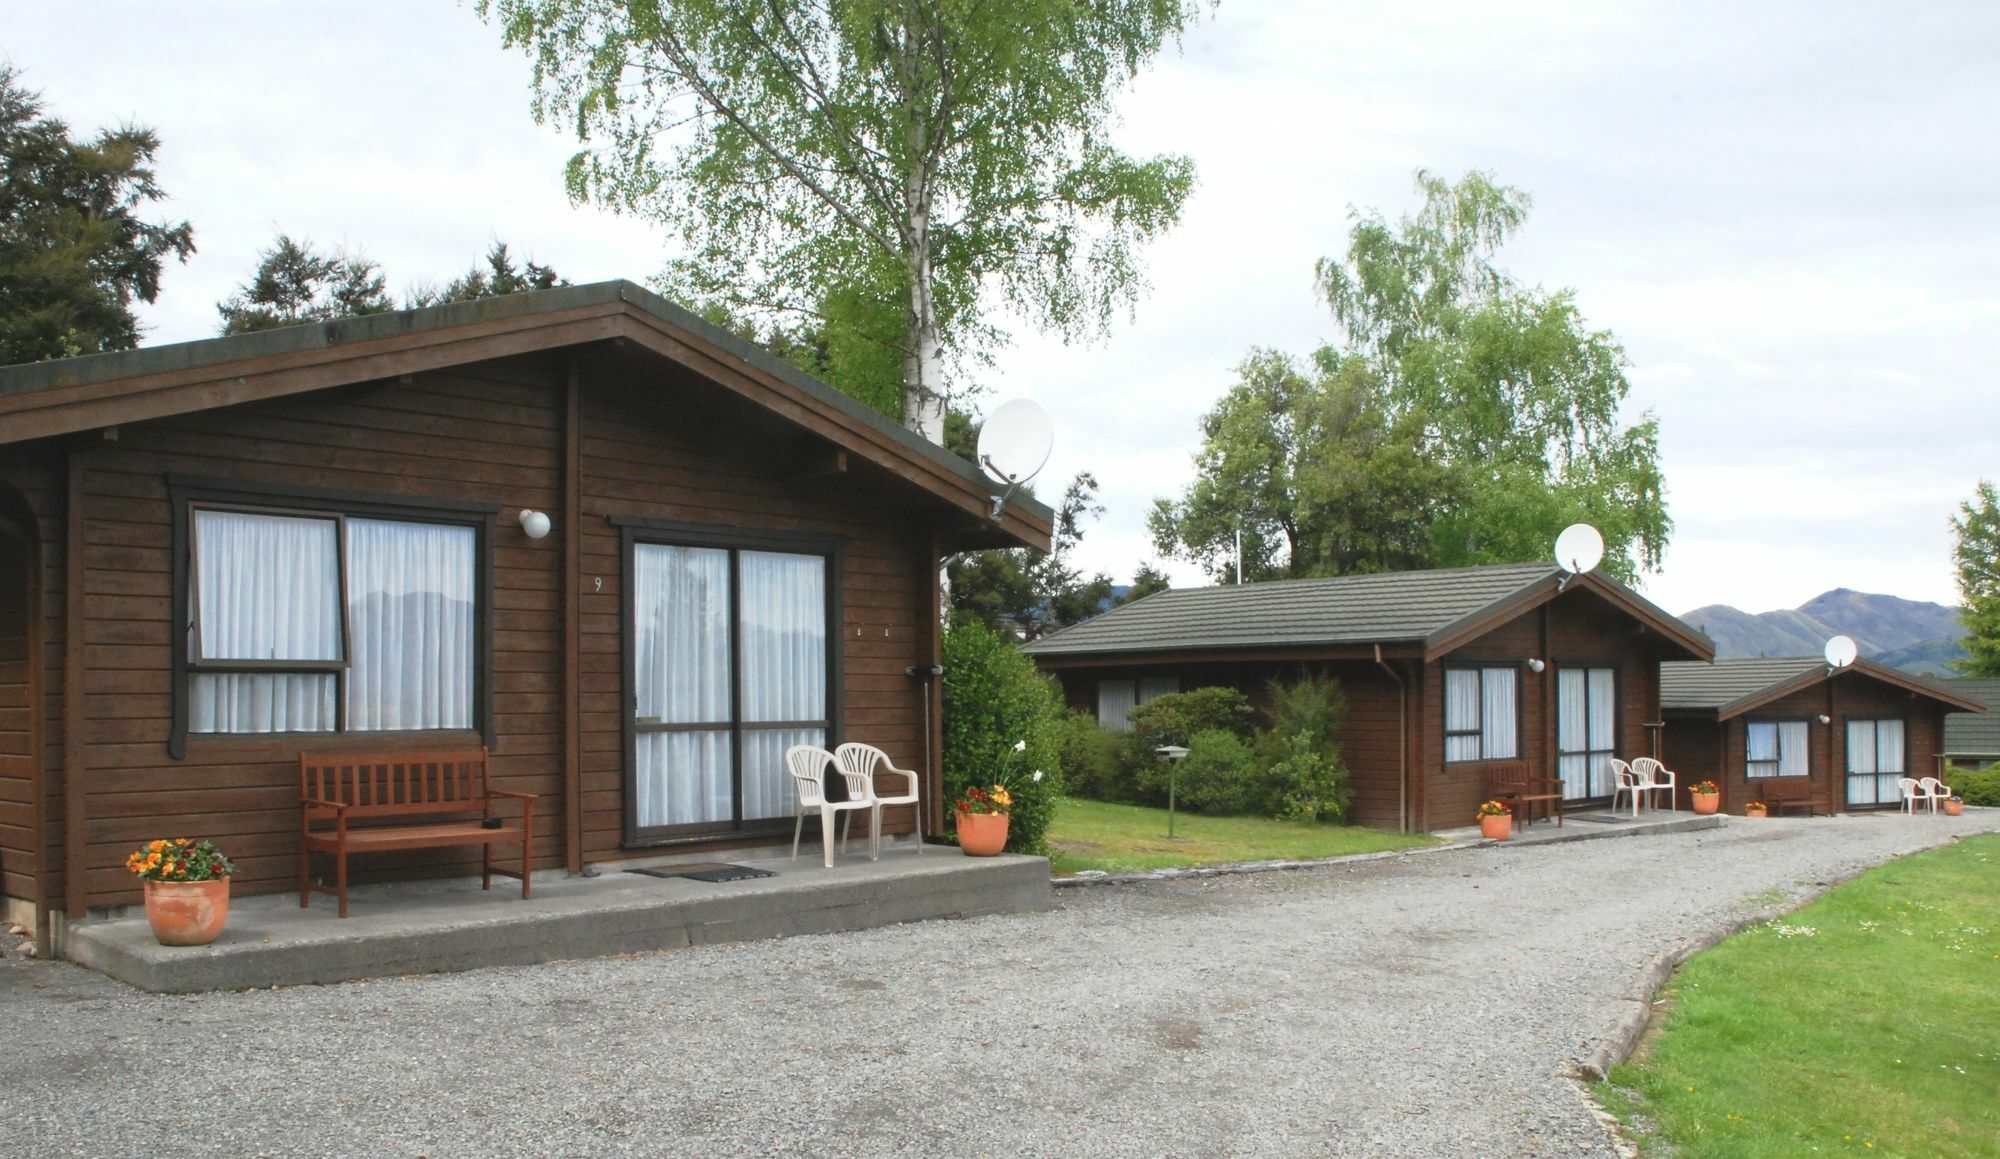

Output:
xmin=0 ymin=348 xmax=950 ymax=913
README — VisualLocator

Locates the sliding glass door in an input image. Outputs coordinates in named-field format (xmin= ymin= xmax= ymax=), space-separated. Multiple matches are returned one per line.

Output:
xmin=1556 ymin=667 xmax=1617 ymax=801
xmin=628 ymin=537 xmax=831 ymax=841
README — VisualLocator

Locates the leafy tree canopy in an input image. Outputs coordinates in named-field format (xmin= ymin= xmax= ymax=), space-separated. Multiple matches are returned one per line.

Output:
xmin=1952 ymin=480 xmax=2000 ymax=677
xmin=0 ymin=66 xmax=194 ymax=364
xmin=480 ymin=0 xmax=1201 ymax=440
xmin=219 ymin=237 xmax=566 ymax=334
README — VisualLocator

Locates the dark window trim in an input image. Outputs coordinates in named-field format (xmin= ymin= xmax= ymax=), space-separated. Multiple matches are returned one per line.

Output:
xmin=1442 ymin=665 xmax=1522 ymax=764
xmin=1554 ymin=664 xmax=1620 ymax=795
xmin=168 ymin=475 xmax=498 ymax=759
xmin=619 ymin=519 xmax=845 ymax=848
xmin=1843 ymin=718 xmax=1909 ymax=809
xmin=1745 ymin=717 xmax=1811 ymax=779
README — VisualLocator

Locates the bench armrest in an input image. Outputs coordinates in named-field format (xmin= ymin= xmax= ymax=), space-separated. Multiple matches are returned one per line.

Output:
xmin=300 ymin=797 xmax=350 ymax=812
xmin=488 ymin=789 xmax=536 ymax=801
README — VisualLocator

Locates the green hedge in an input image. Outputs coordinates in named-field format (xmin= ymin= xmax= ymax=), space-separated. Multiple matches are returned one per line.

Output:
xmin=1950 ymin=763 xmax=2000 ymax=807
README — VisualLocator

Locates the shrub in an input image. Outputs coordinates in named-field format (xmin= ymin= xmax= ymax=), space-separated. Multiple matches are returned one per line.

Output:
xmin=1951 ymin=763 xmax=2000 ymax=807
xmin=1055 ymin=710 xmax=1128 ymax=802
xmin=1255 ymin=673 xmax=1352 ymax=822
xmin=1126 ymin=686 xmax=1255 ymax=751
xmin=1141 ymin=727 xmax=1262 ymax=814
xmin=941 ymin=617 xmax=1065 ymax=853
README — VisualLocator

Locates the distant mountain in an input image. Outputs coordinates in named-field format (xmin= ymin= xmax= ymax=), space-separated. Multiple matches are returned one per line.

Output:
xmin=1681 ymin=588 xmax=1967 ymax=675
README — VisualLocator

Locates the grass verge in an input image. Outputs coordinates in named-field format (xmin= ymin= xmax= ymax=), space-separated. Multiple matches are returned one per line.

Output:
xmin=1044 ymin=796 xmax=1438 ymax=875
xmin=1599 ymin=833 xmax=2000 ymax=1157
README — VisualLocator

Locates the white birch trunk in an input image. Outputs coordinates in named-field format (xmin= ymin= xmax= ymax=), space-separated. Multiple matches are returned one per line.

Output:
xmin=900 ymin=12 xmax=946 ymax=446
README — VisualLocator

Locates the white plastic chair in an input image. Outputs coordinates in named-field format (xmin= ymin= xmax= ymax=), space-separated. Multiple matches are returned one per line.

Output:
xmin=834 ymin=742 xmax=922 ymax=855
xmin=1921 ymin=775 xmax=1953 ymax=815
xmin=1610 ymin=759 xmax=1645 ymax=818
xmin=1630 ymin=756 xmax=1678 ymax=814
xmin=1897 ymin=776 xmax=1929 ymax=815
xmin=787 ymin=745 xmax=875 ymax=867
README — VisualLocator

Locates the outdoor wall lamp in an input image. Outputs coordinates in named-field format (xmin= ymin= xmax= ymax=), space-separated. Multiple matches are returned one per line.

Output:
xmin=1527 ymin=658 xmax=1546 ymax=673
xmin=518 ymin=509 xmax=553 ymax=539
xmin=1817 ymin=714 xmax=1832 ymax=725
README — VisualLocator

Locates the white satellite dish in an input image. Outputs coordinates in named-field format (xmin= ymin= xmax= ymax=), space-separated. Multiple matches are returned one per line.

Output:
xmin=1553 ymin=523 xmax=1605 ymax=588
xmin=975 ymin=399 xmax=1054 ymax=519
xmin=1824 ymin=635 xmax=1858 ymax=670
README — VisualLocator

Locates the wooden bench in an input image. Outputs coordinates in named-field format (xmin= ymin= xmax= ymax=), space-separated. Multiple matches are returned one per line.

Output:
xmin=1485 ymin=760 xmax=1564 ymax=828
xmin=299 ymin=748 xmax=534 ymax=918
xmin=1758 ymin=777 xmax=1816 ymax=817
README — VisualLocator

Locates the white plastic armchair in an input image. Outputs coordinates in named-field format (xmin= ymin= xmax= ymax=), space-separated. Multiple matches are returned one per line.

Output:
xmin=1609 ymin=758 xmax=1642 ymax=818
xmin=834 ymin=742 xmax=922 ymax=855
xmin=1921 ymin=775 xmax=1953 ymax=815
xmin=1897 ymin=776 xmax=1929 ymax=815
xmin=1630 ymin=757 xmax=1678 ymax=814
xmin=787 ymin=745 xmax=876 ymax=868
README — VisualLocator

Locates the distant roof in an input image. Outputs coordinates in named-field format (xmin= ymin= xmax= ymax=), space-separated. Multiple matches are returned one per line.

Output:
xmin=1942 ymin=678 xmax=2000 ymax=756
xmin=1021 ymin=561 xmax=1712 ymax=663
xmin=0 ymin=279 xmax=1051 ymax=548
xmin=1662 ymin=657 xmax=1988 ymax=719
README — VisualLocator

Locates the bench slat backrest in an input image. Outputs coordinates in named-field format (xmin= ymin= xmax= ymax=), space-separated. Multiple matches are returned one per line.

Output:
xmin=300 ymin=749 xmax=493 ymax=818
xmin=1484 ymin=761 xmax=1536 ymax=796
xmin=1760 ymin=777 xmax=1812 ymax=801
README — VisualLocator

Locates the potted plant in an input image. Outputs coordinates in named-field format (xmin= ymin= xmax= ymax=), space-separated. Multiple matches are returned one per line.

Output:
xmin=1476 ymin=799 xmax=1513 ymax=840
xmin=126 ymin=837 xmax=235 ymax=945
xmin=1744 ymin=800 xmax=1769 ymax=819
xmin=1944 ymin=794 xmax=1965 ymax=817
xmin=1689 ymin=780 xmax=1720 ymax=815
xmin=954 ymin=784 xmax=1013 ymax=855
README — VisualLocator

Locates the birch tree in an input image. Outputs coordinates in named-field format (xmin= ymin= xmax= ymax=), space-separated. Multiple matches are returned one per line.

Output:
xmin=480 ymin=0 xmax=1200 ymax=440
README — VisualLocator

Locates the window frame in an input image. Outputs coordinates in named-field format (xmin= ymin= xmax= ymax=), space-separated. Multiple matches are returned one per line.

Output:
xmin=1095 ymin=675 xmax=1179 ymax=731
xmin=168 ymin=475 xmax=497 ymax=759
xmin=1845 ymin=717 xmax=1908 ymax=807
xmin=1442 ymin=665 xmax=1521 ymax=763
xmin=1555 ymin=663 xmax=1620 ymax=800
xmin=615 ymin=517 xmax=844 ymax=848
xmin=1745 ymin=718 xmax=1810 ymax=779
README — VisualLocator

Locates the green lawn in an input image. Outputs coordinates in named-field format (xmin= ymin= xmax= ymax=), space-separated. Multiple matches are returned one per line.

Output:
xmin=1044 ymin=796 xmax=1438 ymax=875
xmin=1601 ymin=834 xmax=2000 ymax=1157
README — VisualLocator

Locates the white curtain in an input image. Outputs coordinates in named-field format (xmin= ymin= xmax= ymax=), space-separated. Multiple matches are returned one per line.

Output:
xmin=1746 ymin=722 xmax=1779 ymax=775
xmin=1847 ymin=719 xmax=1905 ymax=806
xmin=1097 ymin=680 xmax=1138 ymax=731
xmin=739 ymin=551 xmax=826 ymax=821
xmin=189 ymin=510 xmax=340 ymax=733
xmin=1778 ymin=721 xmax=1809 ymax=776
xmin=1557 ymin=669 xmax=1588 ymax=798
xmin=1749 ymin=721 xmax=1808 ymax=777
xmin=633 ymin=545 xmax=732 ymax=827
xmin=1587 ymin=669 xmax=1616 ymax=796
xmin=345 ymin=519 xmax=475 ymax=730
xmin=1445 ymin=669 xmax=1480 ymax=761
xmin=1481 ymin=669 xmax=1518 ymax=760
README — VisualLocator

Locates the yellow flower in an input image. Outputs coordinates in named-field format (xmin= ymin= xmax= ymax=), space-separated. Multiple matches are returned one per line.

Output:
xmin=992 ymin=787 xmax=1013 ymax=808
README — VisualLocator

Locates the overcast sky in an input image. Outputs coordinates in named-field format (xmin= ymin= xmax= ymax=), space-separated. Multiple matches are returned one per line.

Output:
xmin=8 ymin=1 xmax=1996 ymax=618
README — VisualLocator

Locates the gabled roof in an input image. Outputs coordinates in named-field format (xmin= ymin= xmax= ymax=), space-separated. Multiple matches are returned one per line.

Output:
xmin=1942 ymin=677 xmax=2000 ymax=756
xmin=1021 ymin=562 xmax=1713 ymax=664
xmin=0 ymin=280 xmax=1051 ymax=550
xmin=1660 ymin=657 xmax=1989 ymax=719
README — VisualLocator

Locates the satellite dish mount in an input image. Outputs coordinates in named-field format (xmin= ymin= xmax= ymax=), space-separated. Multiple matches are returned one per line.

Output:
xmin=974 ymin=399 xmax=1055 ymax=521
xmin=1824 ymin=635 xmax=1858 ymax=675
xmin=1552 ymin=523 xmax=1605 ymax=591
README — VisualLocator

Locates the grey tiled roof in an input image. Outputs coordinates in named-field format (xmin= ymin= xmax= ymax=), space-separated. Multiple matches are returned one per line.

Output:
xmin=1022 ymin=562 xmax=1563 ymax=656
xmin=1943 ymin=678 xmax=2000 ymax=756
xmin=1660 ymin=657 xmax=1823 ymax=711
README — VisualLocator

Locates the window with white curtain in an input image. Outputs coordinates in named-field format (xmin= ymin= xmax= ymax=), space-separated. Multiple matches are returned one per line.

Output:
xmin=1444 ymin=667 xmax=1518 ymax=762
xmin=1746 ymin=720 xmax=1809 ymax=778
xmin=187 ymin=506 xmax=478 ymax=735
xmin=1096 ymin=675 xmax=1179 ymax=731
xmin=629 ymin=538 xmax=829 ymax=837
xmin=1845 ymin=718 xmax=1905 ymax=806
xmin=1556 ymin=667 xmax=1618 ymax=799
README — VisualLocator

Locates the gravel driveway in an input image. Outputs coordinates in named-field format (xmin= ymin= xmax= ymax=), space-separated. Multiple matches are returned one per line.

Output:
xmin=3 ymin=812 xmax=1994 ymax=1157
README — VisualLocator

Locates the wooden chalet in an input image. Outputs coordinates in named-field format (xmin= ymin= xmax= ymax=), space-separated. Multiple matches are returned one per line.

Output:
xmin=0 ymin=281 xmax=1050 ymax=953
xmin=1659 ymin=657 xmax=1986 ymax=815
xmin=1021 ymin=562 xmax=1714 ymax=832
xmin=1940 ymin=677 xmax=2000 ymax=772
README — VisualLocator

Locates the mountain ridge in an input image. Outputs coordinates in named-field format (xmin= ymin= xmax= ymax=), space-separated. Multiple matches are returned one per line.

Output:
xmin=1679 ymin=588 xmax=1967 ymax=676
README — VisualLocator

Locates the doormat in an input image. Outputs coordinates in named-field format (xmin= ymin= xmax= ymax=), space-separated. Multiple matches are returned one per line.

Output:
xmin=627 ymin=863 xmax=776 ymax=883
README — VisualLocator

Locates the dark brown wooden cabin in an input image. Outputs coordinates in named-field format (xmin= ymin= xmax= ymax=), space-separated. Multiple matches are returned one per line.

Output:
xmin=1022 ymin=563 xmax=1714 ymax=832
xmin=1660 ymin=657 xmax=1986 ymax=816
xmin=0 ymin=281 xmax=1050 ymax=954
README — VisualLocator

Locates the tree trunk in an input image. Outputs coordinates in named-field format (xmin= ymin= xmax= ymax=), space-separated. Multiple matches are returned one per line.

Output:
xmin=898 ymin=11 xmax=945 ymax=445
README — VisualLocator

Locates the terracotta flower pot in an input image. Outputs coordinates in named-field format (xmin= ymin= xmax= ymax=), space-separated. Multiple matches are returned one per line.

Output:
xmin=1479 ymin=813 xmax=1512 ymax=840
xmin=1944 ymin=798 xmax=1964 ymax=817
xmin=956 ymin=811 xmax=1009 ymax=856
xmin=1691 ymin=792 xmax=1720 ymax=815
xmin=1744 ymin=806 xmax=1768 ymax=819
xmin=143 ymin=878 xmax=230 ymax=946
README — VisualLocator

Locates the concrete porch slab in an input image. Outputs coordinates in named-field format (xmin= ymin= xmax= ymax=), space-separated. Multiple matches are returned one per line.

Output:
xmin=1434 ymin=810 xmax=1726 ymax=846
xmin=66 ymin=847 xmax=1050 ymax=993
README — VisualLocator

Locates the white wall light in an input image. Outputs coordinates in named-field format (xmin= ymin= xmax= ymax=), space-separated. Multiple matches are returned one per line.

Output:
xmin=1527 ymin=658 xmax=1546 ymax=673
xmin=519 ymin=509 xmax=553 ymax=539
